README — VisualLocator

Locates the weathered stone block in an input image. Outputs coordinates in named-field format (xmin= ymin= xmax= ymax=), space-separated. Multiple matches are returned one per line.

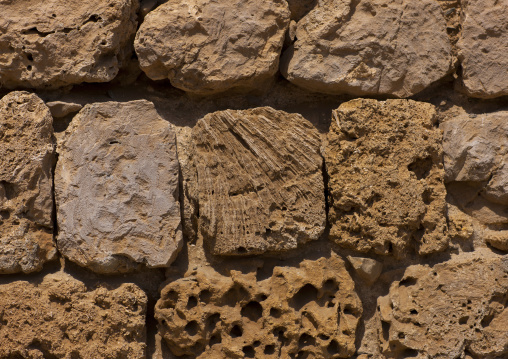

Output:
xmin=0 ymin=91 xmax=56 ymax=274
xmin=55 ymin=100 xmax=182 ymax=273
xmin=0 ymin=0 xmax=138 ymax=89
xmin=325 ymin=99 xmax=448 ymax=258
xmin=190 ymin=107 xmax=325 ymax=255
xmin=134 ymin=0 xmax=290 ymax=94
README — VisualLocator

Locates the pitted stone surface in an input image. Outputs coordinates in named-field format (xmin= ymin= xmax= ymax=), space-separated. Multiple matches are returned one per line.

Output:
xmin=325 ymin=99 xmax=448 ymax=258
xmin=0 ymin=0 xmax=138 ymax=89
xmin=0 ymin=91 xmax=56 ymax=274
xmin=55 ymin=100 xmax=182 ymax=273
xmin=156 ymin=255 xmax=362 ymax=358
xmin=377 ymin=251 xmax=508 ymax=359
xmin=458 ymin=0 xmax=508 ymax=98
xmin=0 ymin=271 xmax=146 ymax=358
xmin=281 ymin=0 xmax=454 ymax=97
xmin=190 ymin=107 xmax=325 ymax=255
xmin=134 ymin=0 xmax=290 ymax=94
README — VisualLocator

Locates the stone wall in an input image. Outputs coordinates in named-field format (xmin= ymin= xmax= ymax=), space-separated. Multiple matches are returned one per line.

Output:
xmin=0 ymin=0 xmax=507 ymax=358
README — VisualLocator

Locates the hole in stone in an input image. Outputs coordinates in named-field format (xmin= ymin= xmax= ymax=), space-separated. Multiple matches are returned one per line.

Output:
xmin=1 ymin=181 xmax=16 ymax=200
xmin=230 ymin=324 xmax=243 ymax=338
xmin=187 ymin=296 xmax=198 ymax=309
xmin=199 ymin=289 xmax=212 ymax=303
xmin=402 ymin=348 xmax=418 ymax=357
xmin=160 ymin=290 xmax=178 ymax=309
xmin=0 ymin=210 xmax=10 ymax=219
xmin=318 ymin=334 xmax=329 ymax=340
xmin=408 ymin=156 xmax=433 ymax=180
xmin=109 ymin=140 xmax=119 ymax=145
xmin=26 ymin=53 xmax=33 ymax=61
xmin=388 ymin=242 xmax=393 ymax=253
xmin=209 ymin=334 xmax=221 ymax=347
xmin=259 ymin=294 xmax=268 ymax=301
xmin=206 ymin=313 xmax=220 ymax=331
xmin=27 ymin=65 xmax=32 ymax=71
xmin=241 ymin=301 xmax=263 ymax=322
xmin=381 ymin=321 xmax=390 ymax=341
xmin=242 ymin=345 xmax=255 ymax=358
xmin=291 ymin=284 xmax=318 ymax=311
xmin=323 ymin=279 xmax=338 ymax=291
xmin=343 ymin=304 xmax=355 ymax=315
xmin=273 ymin=327 xmax=286 ymax=343
xmin=398 ymin=332 xmax=405 ymax=339
xmin=298 ymin=333 xmax=315 ymax=347
xmin=236 ymin=246 xmax=247 ymax=254
xmin=410 ymin=309 xmax=418 ymax=315
xmin=266 ymin=228 xmax=271 ymax=234
xmin=459 ymin=316 xmax=469 ymax=325
xmin=184 ymin=321 xmax=199 ymax=336
xmin=327 ymin=340 xmax=340 ymax=355
xmin=264 ymin=345 xmax=275 ymax=355
xmin=399 ymin=277 xmax=417 ymax=287
xmin=223 ymin=284 xmax=249 ymax=307
xmin=270 ymin=307 xmax=282 ymax=318
xmin=481 ymin=314 xmax=494 ymax=327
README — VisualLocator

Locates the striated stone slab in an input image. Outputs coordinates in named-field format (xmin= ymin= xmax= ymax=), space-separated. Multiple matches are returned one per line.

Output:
xmin=0 ymin=0 xmax=138 ymax=89
xmin=190 ymin=107 xmax=325 ymax=255
xmin=55 ymin=100 xmax=182 ymax=273
xmin=377 ymin=251 xmax=508 ymax=359
xmin=134 ymin=0 xmax=290 ymax=95
xmin=325 ymin=99 xmax=448 ymax=258
xmin=0 ymin=271 xmax=146 ymax=358
xmin=281 ymin=0 xmax=454 ymax=97
xmin=0 ymin=91 xmax=56 ymax=274
xmin=156 ymin=255 xmax=362 ymax=358
xmin=458 ymin=0 xmax=508 ymax=98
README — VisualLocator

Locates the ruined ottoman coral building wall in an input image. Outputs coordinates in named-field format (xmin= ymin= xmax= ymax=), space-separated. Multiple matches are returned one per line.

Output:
xmin=0 ymin=0 xmax=507 ymax=358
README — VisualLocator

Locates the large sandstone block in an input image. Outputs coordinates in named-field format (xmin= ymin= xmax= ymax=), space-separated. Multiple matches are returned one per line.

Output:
xmin=325 ymin=99 xmax=448 ymax=258
xmin=0 ymin=271 xmax=146 ymax=358
xmin=134 ymin=0 xmax=290 ymax=95
xmin=442 ymin=111 xmax=508 ymax=251
xmin=458 ymin=0 xmax=508 ymax=98
xmin=281 ymin=0 xmax=454 ymax=97
xmin=0 ymin=91 xmax=56 ymax=274
xmin=55 ymin=100 xmax=182 ymax=273
xmin=377 ymin=251 xmax=508 ymax=359
xmin=156 ymin=255 xmax=362 ymax=358
xmin=0 ymin=0 xmax=138 ymax=89
xmin=190 ymin=107 xmax=325 ymax=255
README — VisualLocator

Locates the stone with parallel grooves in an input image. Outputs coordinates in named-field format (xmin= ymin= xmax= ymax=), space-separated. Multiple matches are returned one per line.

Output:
xmin=190 ymin=107 xmax=325 ymax=255
xmin=55 ymin=100 xmax=182 ymax=273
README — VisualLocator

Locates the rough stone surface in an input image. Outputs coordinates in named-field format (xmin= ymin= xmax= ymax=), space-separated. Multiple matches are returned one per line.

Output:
xmin=190 ymin=107 xmax=325 ymax=255
xmin=55 ymin=100 xmax=182 ymax=273
xmin=442 ymin=111 xmax=508 ymax=251
xmin=325 ymin=99 xmax=448 ymax=258
xmin=0 ymin=0 xmax=138 ymax=89
xmin=134 ymin=0 xmax=290 ymax=94
xmin=458 ymin=0 xmax=508 ymax=98
xmin=156 ymin=255 xmax=362 ymax=358
xmin=46 ymin=101 xmax=83 ymax=118
xmin=281 ymin=0 xmax=454 ymax=97
xmin=377 ymin=251 xmax=508 ymax=359
xmin=0 ymin=91 xmax=56 ymax=274
xmin=0 ymin=271 xmax=146 ymax=358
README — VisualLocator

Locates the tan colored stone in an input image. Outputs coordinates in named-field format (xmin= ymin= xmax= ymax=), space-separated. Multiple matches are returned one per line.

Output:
xmin=442 ymin=111 xmax=508 ymax=206
xmin=325 ymin=99 xmax=448 ymax=258
xmin=0 ymin=0 xmax=138 ymax=89
xmin=377 ymin=251 xmax=508 ymax=359
xmin=134 ymin=0 xmax=290 ymax=95
xmin=0 ymin=91 xmax=56 ymax=274
xmin=346 ymin=256 xmax=383 ymax=286
xmin=55 ymin=100 xmax=182 ymax=273
xmin=458 ymin=0 xmax=508 ymax=98
xmin=190 ymin=107 xmax=325 ymax=255
xmin=442 ymin=111 xmax=508 ymax=251
xmin=156 ymin=255 xmax=362 ymax=358
xmin=0 ymin=271 xmax=146 ymax=358
xmin=281 ymin=0 xmax=454 ymax=97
